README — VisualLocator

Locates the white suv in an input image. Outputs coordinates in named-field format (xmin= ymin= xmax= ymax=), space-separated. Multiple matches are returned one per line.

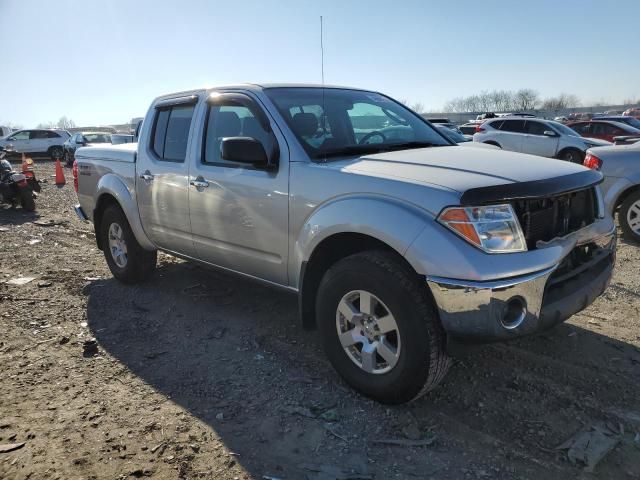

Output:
xmin=473 ymin=117 xmax=611 ymax=163
xmin=0 ymin=129 xmax=70 ymax=160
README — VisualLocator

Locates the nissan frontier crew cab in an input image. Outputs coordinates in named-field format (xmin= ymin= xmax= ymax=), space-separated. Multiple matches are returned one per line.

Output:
xmin=74 ymin=84 xmax=616 ymax=404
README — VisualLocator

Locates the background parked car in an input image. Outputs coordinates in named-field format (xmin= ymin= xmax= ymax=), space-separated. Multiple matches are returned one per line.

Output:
xmin=0 ymin=126 xmax=15 ymax=138
xmin=583 ymin=142 xmax=640 ymax=242
xmin=459 ymin=123 xmax=479 ymax=135
xmin=623 ymin=107 xmax=640 ymax=118
xmin=593 ymin=115 xmax=640 ymax=130
xmin=473 ymin=117 xmax=610 ymax=162
xmin=63 ymin=131 xmax=112 ymax=166
xmin=110 ymin=134 xmax=135 ymax=145
xmin=568 ymin=120 xmax=640 ymax=143
xmin=433 ymin=123 xmax=471 ymax=142
xmin=0 ymin=129 xmax=70 ymax=160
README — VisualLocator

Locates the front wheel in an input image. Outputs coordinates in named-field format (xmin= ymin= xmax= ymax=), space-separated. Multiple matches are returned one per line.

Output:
xmin=316 ymin=251 xmax=450 ymax=404
xmin=100 ymin=205 xmax=157 ymax=283
xmin=19 ymin=187 xmax=35 ymax=212
xmin=620 ymin=190 xmax=640 ymax=243
xmin=50 ymin=146 xmax=63 ymax=161
xmin=64 ymin=151 xmax=72 ymax=167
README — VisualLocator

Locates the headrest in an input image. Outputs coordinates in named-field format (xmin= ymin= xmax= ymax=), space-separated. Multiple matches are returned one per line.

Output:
xmin=291 ymin=112 xmax=318 ymax=137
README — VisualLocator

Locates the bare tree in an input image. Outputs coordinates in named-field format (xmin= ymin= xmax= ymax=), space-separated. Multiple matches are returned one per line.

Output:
xmin=514 ymin=89 xmax=539 ymax=111
xmin=542 ymin=93 xmax=581 ymax=111
xmin=56 ymin=116 xmax=76 ymax=129
xmin=410 ymin=102 xmax=425 ymax=113
xmin=36 ymin=121 xmax=56 ymax=129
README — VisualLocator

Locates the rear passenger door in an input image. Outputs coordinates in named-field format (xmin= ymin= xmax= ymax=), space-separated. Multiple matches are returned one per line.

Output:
xmin=188 ymin=91 xmax=289 ymax=285
xmin=495 ymin=119 xmax=525 ymax=152
xmin=29 ymin=130 xmax=51 ymax=153
xmin=522 ymin=120 xmax=559 ymax=158
xmin=136 ymin=96 xmax=197 ymax=256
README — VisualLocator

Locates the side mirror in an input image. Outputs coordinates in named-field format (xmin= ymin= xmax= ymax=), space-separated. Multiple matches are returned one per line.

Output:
xmin=221 ymin=137 xmax=275 ymax=170
xmin=543 ymin=130 xmax=557 ymax=137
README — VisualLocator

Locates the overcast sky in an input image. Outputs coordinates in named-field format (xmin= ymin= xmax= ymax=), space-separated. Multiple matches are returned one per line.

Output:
xmin=1 ymin=0 xmax=639 ymax=127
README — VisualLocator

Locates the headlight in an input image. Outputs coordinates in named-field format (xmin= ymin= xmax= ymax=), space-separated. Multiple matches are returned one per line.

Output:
xmin=437 ymin=204 xmax=526 ymax=253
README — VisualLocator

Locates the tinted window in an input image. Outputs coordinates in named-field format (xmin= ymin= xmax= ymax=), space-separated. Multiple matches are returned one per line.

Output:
xmin=570 ymin=123 xmax=589 ymax=135
xmin=9 ymin=131 xmax=30 ymax=140
xmin=525 ymin=121 xmax=547 ymax=135
xmin=46 ymin=131 xmax=60 ymax=138
xmin=163 ymin=106 xmax=195 ymax=160
xmin=488 ymin=120 xmax=504 ymax=130
xmin=203 ymin=103 xmax=273 ymax=166
xmin=500 ymin=120 xmax=525 ymax=133
xmin=152 ymin=109 xmax=170 ymax=157
xmin=30 ymin=130 xmax=49 ymax=140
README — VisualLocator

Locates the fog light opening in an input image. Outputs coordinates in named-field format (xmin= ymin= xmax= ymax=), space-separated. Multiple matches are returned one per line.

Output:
xmin=501 ymin=297 xmax=527 ymax=330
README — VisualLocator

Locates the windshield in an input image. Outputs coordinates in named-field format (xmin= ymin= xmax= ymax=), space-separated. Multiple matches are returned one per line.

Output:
xmin=265 ymin=87 xmax=451 ymax=159
xmin=549 ymin=121 xmax=580 ymax=137
xmin=84 ymin=133 xmax=111 ymax=143
xmin=435 ymin=124 xmax=466 ymax=142
xmin=618 ymin=117 xmax=640 ymax=129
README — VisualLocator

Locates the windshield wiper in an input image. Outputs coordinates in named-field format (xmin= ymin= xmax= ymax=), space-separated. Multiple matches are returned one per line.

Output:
xmin=316 ymin=141 xmax=446 ymax=160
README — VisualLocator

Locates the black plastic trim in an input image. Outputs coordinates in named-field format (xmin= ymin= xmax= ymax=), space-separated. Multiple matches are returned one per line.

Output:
xmin=460 ymin=169 xmax=603 ymax=205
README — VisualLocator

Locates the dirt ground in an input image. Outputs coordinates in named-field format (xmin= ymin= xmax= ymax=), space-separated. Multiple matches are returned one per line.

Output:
xmin=1 ymin=161 xmax=639 ymax=480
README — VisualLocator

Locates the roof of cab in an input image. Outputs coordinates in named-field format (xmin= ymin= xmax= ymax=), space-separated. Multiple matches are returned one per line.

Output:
xmin=153 ymin=83 xmax=376 ymax=103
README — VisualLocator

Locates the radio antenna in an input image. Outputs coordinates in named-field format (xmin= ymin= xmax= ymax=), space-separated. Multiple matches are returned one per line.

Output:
xmin=320 ymin=16 xmax=325 ymax=85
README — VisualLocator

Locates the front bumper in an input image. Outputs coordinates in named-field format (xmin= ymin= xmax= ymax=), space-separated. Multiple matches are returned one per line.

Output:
xmin=427 ymin=230 xmax=616 ymax=341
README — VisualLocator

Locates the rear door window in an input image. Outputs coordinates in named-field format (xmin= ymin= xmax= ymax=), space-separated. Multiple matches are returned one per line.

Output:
xmin=151 ymin=105 xmax=195 ymax=161
xmin=500 ymin=120 xmax=525 ymax=133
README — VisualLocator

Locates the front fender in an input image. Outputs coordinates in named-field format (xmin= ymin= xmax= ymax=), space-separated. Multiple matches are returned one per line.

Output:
xmin=96 ymin=174 xmax=155 ymax=250
xmin=291 ymin=195 xmax=429 ymax=288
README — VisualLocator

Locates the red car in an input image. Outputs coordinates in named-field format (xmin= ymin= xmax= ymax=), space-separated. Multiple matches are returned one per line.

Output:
xmin=567 ymin=120 xmax=640 ymax=143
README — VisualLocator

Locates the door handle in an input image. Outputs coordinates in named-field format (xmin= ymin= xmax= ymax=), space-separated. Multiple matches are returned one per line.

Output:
xmin=190 ymin=179 xmax=209 ymax=189
xmin=139 ymin=171 xmax=154 ymax=182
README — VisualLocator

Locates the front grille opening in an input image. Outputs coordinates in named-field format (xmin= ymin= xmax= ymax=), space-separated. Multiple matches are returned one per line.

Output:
xmin=512 ymin=188 xmax=597 ymax=250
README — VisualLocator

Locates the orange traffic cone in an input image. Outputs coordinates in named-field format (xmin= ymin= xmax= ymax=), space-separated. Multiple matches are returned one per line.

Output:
xmin=54 ymin=159 xmax=66 ymax=186
xmin=21 ymin=153 xmax=33 ymax=172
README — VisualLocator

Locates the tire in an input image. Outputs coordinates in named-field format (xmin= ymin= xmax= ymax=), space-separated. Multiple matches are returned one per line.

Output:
xmin=559 ymin=148 xmax=583 ymax=164
xmin=100 ymin=205 xmax=157 ymax=283
xmin=19 ymin=188 xmax=35 ymax=212
xmin=316 ymin=251 xmax=450 ymax=404
xmin=64 ymin=151 xmax=72 ymax=167
xmin=619 ymin=189 xmax=640 ymax=244
xmin=49 ymin=146 xmax=63 ymax=161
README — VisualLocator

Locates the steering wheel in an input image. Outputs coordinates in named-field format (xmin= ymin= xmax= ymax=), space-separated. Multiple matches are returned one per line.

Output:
xmin=359 ymin=130 xmax=387 ymax=145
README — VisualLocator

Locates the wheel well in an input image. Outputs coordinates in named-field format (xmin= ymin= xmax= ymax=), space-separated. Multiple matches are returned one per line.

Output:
xmin=299 ymin=232 xmax=417 ymax=330
xmin=615 ymin=184 xmax=640 ymax=211
xmin=484 ymin=141 xmax=501 ymax=148
xmin=93 ymin=194 xmax=121 ymax=250
xmin=557 ymin=147 xmax=584 ymax=160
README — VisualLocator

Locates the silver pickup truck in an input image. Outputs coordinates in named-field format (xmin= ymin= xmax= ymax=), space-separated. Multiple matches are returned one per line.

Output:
xmin=74 ymin=84 xmax=616 ymax=404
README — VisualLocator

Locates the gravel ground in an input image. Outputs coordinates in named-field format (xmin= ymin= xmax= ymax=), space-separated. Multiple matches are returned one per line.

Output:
xmin=1 ymin=162 xmax=639 ymax=480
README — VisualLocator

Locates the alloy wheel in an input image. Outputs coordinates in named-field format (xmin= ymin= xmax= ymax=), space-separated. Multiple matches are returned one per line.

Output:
xmin=335 ymin=290 xmax=401 ymax=374
xmin=108 ymin=222 xmax=128 ymax=268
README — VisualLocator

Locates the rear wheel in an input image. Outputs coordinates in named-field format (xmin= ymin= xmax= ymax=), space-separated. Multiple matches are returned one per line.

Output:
xmin=316 ymin=251 xmax=450 ymax=404
xmin=100 ymin=205 xmax=157 ymax=283
xmin=559 ymin=148 xmax=583 ymax=163
xmin=620 ymin=190 xmax=640 ymax=243
xmin=19 ymin=187 xmax=35 ymax=212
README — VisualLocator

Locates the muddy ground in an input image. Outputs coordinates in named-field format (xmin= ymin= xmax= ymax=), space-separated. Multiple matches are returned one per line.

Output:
xmin=0 ymin=161 xmax=639 ymax=480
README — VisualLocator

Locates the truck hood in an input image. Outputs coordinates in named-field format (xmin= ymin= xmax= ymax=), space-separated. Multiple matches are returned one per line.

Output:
xmin=328 ymin=145 xmax=588 ymax=194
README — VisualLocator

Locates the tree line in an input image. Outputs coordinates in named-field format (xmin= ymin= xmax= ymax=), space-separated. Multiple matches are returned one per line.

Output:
xmin=442 ymin=89 xmax=584 ymax=113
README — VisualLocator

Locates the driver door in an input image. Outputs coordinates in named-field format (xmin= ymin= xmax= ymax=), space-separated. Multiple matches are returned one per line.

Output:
xmin=188 ymin=92 xmax=289 ymax=285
